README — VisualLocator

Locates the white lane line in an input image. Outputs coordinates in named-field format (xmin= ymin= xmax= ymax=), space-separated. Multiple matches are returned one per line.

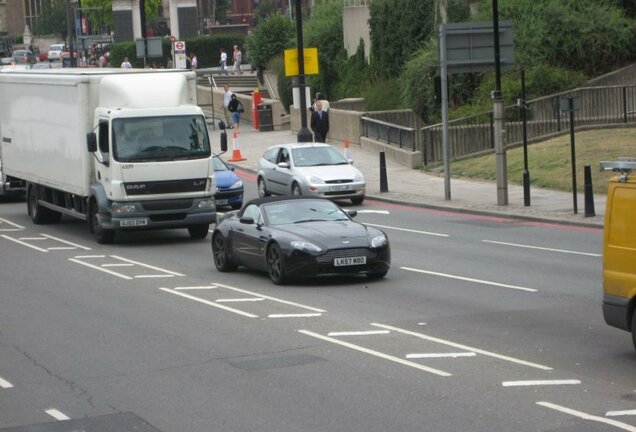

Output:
xmin=483 ymin=240 xmax=601 ymax=257
xmin=214 ymin=283 xmax=325 ymax=313
xmin=75 ymin=255 xmax=105 ymax=259
xmin=1 ymin=235 xmax=48 ymax=252
xmin=216 ymin=297 xmax=265 ymax=302
xmin=110 ymin=255 xmax=185 ymax=276
xmin=0 ymin=376 xmax=14 ymax=388
xmin=0 ymin=218 xmax=24 ymax=230
xmin=372 ymin=323 xmax=552 ymax=371
xmin=46 ymin=247 xmax=77 ymax=251
xmin=607 ymin=410 xmax=636 ymax=417
xmin=502 ymin=379 xmax=581 ymax=387
xmin=45 ymin=409 xmax=70 ymax=421
xmin=268 ymin=313 xmax=322 ymax=318
xmin=357 ymin=210 xmax=390 ymax=214
xmin=102 ymin=263 xmax=135 ymax=267
xmin=134 ymin=274 xmax=175 ymax=278
xmin=364 ymin=223 xmax=449 ymax=237
xmin=0 ymin=228 xmax=22 ymax=232
xmin=19 ymin=237 xmax=46 ymax=241
xmin=537 ymin=401 xmax=636 ymax=431
xmin=401 ymin=266 xmax=538 ymax=293
xmin=407 ymin=352 xmax=476 ymax=359
xmin=69 ymin=258 xmax=133 ymax=280
xmin=174 ymin=285 xmax=217 ymax=290
xmin=299 ymin=330 xmax=451 ymax=377
xmin=40 ymin=234 xmax=91 ymax=250
xmin=328 ymin=330 xmax=390 ymax=337
xmin=159 ymin=288 xmax=258 ymax=318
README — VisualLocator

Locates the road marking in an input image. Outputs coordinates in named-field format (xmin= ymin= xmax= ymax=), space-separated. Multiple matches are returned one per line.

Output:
xmin=0 ymin=376 xmax=14 ymax=388
xmin=39 ymin=234 xmax=91 ymax=250
xmin=607 ymin=410 xmax=636 ymax=417
xmin=46 ymin=247 xmax=77 ymax=251
xmin=401 ymin=267 xmax=538 ymax=293
xmin=483 ymin=240 xmax=601 ymax=257
xmin=102 ymin=263 xmax=135 ymax=267
xmin=502 ymin=379 xmax=580 ymax=387
xmin=45 ymin=409 xmax=70 ymax=421
xmin=328 ymin=330 xmax=390 ymax=337
xmin=214 ymin=283 xmax=326 ymax=313
xmin=159 ymin=288 xmax=258 ymax=318
xmin=110 ymin=255 xmax=185 ymax=276
xmin=19 ymin=237 xmax=46 ymax=241
xmin=371 ymin=323 xmax=552 ymax=370
xmin=216 ymin=297 xmax=265 ymax=302
xmin=69 ymin=258 xmax=133 ymax=280
xmin=134 ymin=274 xmax=175 ymax=278
xmin=268 ymin=313 xmax=322 ymax=318
xmin=1 ymin=235 xmax=48 ymax=252
xmin=0 ymin=218 xmax=24 ymax=231
xmin=407 ymin=352 xmax=476 ymax=359
xmin=537 ymin=401 xmax=636 ymax=431
xmin=174 ymin=285 xmax=217 ymax=290
xmin=364 ymin=223 xmax=449 ymax=237
xmin=298 ymin=330 xmax=451 ymax=377
xmin=357 ymin=210 xmax=390 ymax=214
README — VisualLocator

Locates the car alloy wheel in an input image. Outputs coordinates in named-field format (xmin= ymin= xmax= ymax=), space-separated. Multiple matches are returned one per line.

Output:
xmin=212 ymin=233 xmax=236 ymax=272
xmin=292 ymin=183 xmax=302 ymax=196
xmin=267 ymin=243 xmax=287 ymax=285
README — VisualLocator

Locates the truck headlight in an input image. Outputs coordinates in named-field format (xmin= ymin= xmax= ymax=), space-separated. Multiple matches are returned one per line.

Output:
xmin=112 ymin=203 xmax=141 ymax=214
xmin=229 ymin=179 xmax=243 ymax=189
xmin=370 ymin=234 xmax=387 ymax=248
xmin=198 ymin=198 xmax=215 ymax=209
xmin=291 ymin=240 xmax=322 ymax=253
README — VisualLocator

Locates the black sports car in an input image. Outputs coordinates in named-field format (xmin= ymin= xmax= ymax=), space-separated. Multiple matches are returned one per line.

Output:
xmin=211 ymin=196 xmax=390 ymax=284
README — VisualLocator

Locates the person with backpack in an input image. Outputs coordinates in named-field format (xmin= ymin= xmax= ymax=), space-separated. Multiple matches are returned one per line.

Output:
xmin=227 ymin=93 xmax=244 ymax=130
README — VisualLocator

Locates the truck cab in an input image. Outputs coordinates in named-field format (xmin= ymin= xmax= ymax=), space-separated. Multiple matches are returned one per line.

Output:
xmin=600 ymin=158 xmax=636 ymax=349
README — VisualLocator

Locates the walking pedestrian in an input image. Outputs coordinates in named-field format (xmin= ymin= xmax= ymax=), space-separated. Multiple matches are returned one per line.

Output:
xmin=120 ymin=57 xmax=132 ymax=69
xmin=190 ymin=53 xmax=198 ymax=70
xmin=219 ymin=48 xmax=228 ymax=75
xmin=228 ymin=93 xmax=244 ymax=130
xmin=223 ymin=84 xmax=235 ymax=129
xmin=310 ymin=101 xmax=329 ymax=143
xmin=311 ymin=92 xmax=330 ymax=112
xmin=232 ymin=45 xmax=242 ymax=75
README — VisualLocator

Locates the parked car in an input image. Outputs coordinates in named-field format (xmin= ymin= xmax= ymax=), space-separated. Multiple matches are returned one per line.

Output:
xmin=47 ymin=44 xmax=65 ymax=62
xmin=257 ymin=143 xmax=366 ymax=205
xmin=213 ymin=156 xmax=243 ymax=210
xmin=1 ymin=56 xmax=13 ymax=65
xmin=211 ymin=196 xmax=390 ymax=284
xmin=13 ymin=49 xmax=36 ymax=65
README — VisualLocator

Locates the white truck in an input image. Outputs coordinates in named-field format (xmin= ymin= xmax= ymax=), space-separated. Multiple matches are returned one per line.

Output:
xmin=0 ymin=69 xmax=217 ymax=243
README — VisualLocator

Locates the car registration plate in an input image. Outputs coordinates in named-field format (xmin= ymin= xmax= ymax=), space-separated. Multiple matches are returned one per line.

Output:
xmin=120 ymin=218 xmax=148 ymax=227
xmin=331 ymin=185 xmax=350 ymax=191
xmin=215 ymin=199 xmax=228 ymax=205
xmin=334 ymin=256 xmax=366 ymax=266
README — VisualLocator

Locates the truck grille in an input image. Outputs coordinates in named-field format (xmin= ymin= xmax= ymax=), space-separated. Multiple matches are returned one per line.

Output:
xmin=140 ymin=199 xmax=194 ymax=211
xmin=124 ymin=178 xmax=207 ymax=196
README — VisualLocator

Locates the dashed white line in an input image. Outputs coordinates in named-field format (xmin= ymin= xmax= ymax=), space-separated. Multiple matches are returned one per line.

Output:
xmin=174 ymin=285 xmax=217 ymax=290
xmin=45 ymin=409 xmax=70 ymax=421
xmin=19 ymin=237 xmax=46 ymax=241
xmin=216 ymin=297 xmax=264 ymax=302
xmin=75 ymin=255 xmax=105 ymax=259
xmin=134 ymin=274 xmax=176 ymax=278
xmin=214 ymin=283 xmax=325 ymax=313
xmin=69 ymin=258 xmax=133 ymax=280
xmin=407 ymin=352 xmax=476 ymax=359
xmin=101 ymin=263 xmax=135 ymax=267
xmin=401 ymin=267 xmax=538 ymax=293
xmin=0 ymin=218 xmax=24 ymax=230
xmin=268 ymin=313 xmax=322 ymax=318
xmin=328 ymin=330 xmax=390 ymax=337
xmin=40 ymin=234 xmax=91 ymax=250
xmin=110 ymin=255 xmax=185 ymax=276
xmin=47 ymin=247 xmax=77 ymax=251
xmin=159 ymin=288 xmax=258 ymax=318
xmin=537 ymin=401 xmax=636 ymax=431
xmin=0 ymin=376 xmax=14 ymax=388
xmin=483 ymin=240 xmax=601 ymax=257
xmin=1 ymin=235 xmax=48 ymax=252
xmin=371 ymin=323 xmax=552 ymax=370
xmin=607 ymin=410 xmax=636 ymax=417
xmin=298 ymin=329 xmax=451 ymax=377
xmin=364 ymin=223 xmax=449 ymax=237
xmin=502 ymin=379 xmax=581 ymax=387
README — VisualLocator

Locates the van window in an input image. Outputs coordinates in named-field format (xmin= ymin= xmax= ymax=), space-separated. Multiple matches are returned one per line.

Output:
xmin=609 ymin=187 xmax=636 ymax=248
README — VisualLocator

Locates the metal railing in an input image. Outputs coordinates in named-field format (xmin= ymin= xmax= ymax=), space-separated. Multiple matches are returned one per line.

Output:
xmin=361 ymin=116 xmax=417 ymax=151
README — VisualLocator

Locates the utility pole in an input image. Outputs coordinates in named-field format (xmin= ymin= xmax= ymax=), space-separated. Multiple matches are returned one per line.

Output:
xmin=295 ymin=0 xmax=312 ymax=142
xmin=492 ymin=0 xmax=508 ymax=205
xmin=140 ymin=0 xmax=148 ymax=67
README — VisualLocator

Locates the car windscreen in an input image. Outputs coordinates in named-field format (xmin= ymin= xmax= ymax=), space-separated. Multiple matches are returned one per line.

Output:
xmin=49 ymin=45 xmax=64 ymax=51
xmin=291 ymin=146 xmax=348 ymax=167
xmin=112 ymin=115 xmax=211 ymax=162
xmin=213 ymin=156 xmax=230 ymax=171
xmin=262 ymin=200 xmax=349 ymax=225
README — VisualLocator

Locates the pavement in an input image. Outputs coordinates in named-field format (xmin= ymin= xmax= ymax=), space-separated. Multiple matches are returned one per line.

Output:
xmin=206 ymin=122 xmax=606 ymax=229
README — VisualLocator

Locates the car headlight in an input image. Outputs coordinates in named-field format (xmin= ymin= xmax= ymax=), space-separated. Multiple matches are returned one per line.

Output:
xmin=229 ymin=179 xmax=243 ymax=189
xmin=354 ymin=173 xmax=364 ymax=182
xmin=370 ymin=234 xmax=387 ymax=248
xmin=198 ymin=198 xmax=215 ymax=209
xmin=308 ymin=176 xmax=325 ymax=185
xmin=112 ymin=203 xmax=141 ymax=214
xmin=291 ymin=240 xmax=322 ymax=253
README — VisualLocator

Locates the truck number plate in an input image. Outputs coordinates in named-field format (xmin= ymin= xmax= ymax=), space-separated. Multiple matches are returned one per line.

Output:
xmin=120 ymin=218 xmax=148 ymax=227
xmin=215 ymin=199 xmax=228 ymax=205
xmin=334 ymin=256 xmax=366 ymax=266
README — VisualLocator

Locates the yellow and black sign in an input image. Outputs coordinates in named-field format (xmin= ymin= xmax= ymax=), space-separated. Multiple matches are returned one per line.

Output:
xmin=284 ymin=48 xmax=319 ymax=76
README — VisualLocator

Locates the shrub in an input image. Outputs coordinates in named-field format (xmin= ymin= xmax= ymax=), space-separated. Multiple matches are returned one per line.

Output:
xmin=364 ymin=77 xmax=402 ymax=111
xmin=245 ymin=13 xmax=294 ymax=71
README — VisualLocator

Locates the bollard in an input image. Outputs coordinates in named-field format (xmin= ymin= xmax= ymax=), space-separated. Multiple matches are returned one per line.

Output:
xmin=379 ymin=151 xmax=388 ymax=193
xmin=584 ymin=165 xmax=595 ymax=217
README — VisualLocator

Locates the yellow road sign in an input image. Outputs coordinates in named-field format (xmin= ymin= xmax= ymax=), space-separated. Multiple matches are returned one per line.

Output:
xmin=284 ymin=48 xmax=319 ymax=76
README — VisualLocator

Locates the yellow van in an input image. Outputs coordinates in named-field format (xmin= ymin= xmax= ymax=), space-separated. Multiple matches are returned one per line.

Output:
xmin=601 ymin=158 xmax=636 ymax=349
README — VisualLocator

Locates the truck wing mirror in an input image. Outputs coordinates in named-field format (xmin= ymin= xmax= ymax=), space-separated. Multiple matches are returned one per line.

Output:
xmin=86 ymin=132 xmax=97 ymax=153
xmin=220 ymin=131 xmax=228 ymax=153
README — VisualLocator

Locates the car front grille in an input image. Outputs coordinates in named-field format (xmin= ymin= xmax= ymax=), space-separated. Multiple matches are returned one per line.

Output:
xmin=325 ymin=179 xmax=353 ymax=184
xmin=316 ymin=248 xmax=375 ymax=264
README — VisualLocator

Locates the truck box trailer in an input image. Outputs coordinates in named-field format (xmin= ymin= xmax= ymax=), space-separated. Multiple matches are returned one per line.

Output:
xmin=0 ymin=69 xmax=216 ymax=243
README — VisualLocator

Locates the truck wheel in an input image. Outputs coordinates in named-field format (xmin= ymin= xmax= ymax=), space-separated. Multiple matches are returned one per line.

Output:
xmin=188 ymin=224 xmax=209 ymax=239
xmin=28 ymin=185 xmax=49 ymax=224
xmin=89 ymin=203 xmax=115 ymax=244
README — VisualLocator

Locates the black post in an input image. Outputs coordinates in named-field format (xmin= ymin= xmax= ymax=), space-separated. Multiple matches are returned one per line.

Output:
xmin=623 ymin=86 xmax=628 ymax=123
xmin=584 ymin=165 xmax=595 ymax=217
xmin=379 ymin=151 xmax=388 ymax=193
xmin=521 ymin=69 xmax=530 ymax=206
xmin=139 ymin=0 xmax=148 ymax=67
xmin=492 ymin=0 xmax=502 ymax=99
xmin=569 ymin=97 xmax=578 ymax=214
xmin=294 ymin=0 xmax=312 ymax=142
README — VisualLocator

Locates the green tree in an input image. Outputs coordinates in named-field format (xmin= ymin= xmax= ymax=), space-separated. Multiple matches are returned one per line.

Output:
xmin=245 ymin=13 xmax=294 ymax=70
xmin=33 ymin=0 xmax=67 ymax=37
xmin=81 ymin=0 xmax=162 ymax=27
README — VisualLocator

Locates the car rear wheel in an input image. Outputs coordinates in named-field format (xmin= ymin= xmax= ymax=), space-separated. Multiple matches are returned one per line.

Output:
xmin=267 ymin=243 xmax=288 ymax=285
xmin=258 ymin=177 xmax=270 ymax=197
xmin=351 ymin=196 xmax=364 ymax=205
xmin=212 ymin=233 xmax=236 ymax=272
xmin=188 ymin=224 xmax=209 ymax=239
xmin=291 ymin=183 xmax=302 ymax=196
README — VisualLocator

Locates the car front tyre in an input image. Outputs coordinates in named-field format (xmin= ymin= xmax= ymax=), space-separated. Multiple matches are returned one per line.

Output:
xmin=291 ymin=183 xmax=302 ymax=196
xmin=212 ymin=233 xmax=237 ymax=272
xmin=258 ymin=177 xmax=270 ymax=197
xmin=351 ymin=196 xmax=364 ymax=205
xmin=267 ymin=243 xmax=288 ymax=285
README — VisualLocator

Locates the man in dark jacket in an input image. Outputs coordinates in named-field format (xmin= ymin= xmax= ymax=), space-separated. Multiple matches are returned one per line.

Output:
xmin=310 ymin=101 xmax=329 ymax=142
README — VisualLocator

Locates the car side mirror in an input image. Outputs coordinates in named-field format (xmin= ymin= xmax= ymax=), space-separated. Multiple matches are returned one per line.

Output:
xmin=87 ymin=132 xmax=97 ymax=153
xmin=277 ymin=162 xmax=289 ymax=169
xmin=346 ymin=210 xmax=357 ymax=218
xmin=239 ymin=216 xmax=254 ymax=224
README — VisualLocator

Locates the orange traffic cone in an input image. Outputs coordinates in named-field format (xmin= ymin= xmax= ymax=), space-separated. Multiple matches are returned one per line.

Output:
xmin=343 ymin=137 xmax=351 ymax=160
xmin=228 ymin=130 xmax=246 ymax=162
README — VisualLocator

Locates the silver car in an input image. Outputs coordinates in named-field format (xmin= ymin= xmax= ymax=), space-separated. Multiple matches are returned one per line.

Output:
xmin=257 ymin=143 xmax=366 ymax=205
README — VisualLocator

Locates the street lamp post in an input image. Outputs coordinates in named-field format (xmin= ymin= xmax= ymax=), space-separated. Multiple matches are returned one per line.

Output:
xmin=492 ymin=0 xmax=507 ymax=205
xmin=294 ymin=0 xmax=313 ymax=142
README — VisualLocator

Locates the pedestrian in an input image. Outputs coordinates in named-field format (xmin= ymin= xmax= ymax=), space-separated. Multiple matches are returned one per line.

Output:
xmin=310 ymin=100 xmax=329 ymax=143
xmin=232 ymin=45 xmax=242 ymax=75
xmin=227 ymin=93 xmax=244 ymax=130
xmin=167 ymin=57 xmax=173 ymax=69
xmin=219 ymin=48 xmax=228 ymax=75
xmin=311 ymin=92 xmax=330 ymax=112
xmin=190 ymin=53 xmax=197 ymax=70
xmin=223 ymin=84 xmax=235 ymax=129
xmin=120 ymin=57 xmax=132 ymax=69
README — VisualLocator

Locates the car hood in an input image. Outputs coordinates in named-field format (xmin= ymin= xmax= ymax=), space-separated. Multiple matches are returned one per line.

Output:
xmin=294 ymin=165 xmax=363 ymax=181
xmin=215 ymin=170 xmax=240 ymax=188
xmin=276 ymin=220 xmax=370 ymax=248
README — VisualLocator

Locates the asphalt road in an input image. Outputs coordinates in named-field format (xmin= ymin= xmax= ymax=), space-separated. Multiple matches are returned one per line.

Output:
xmin=0 ymin=173 xmax=634 ymax=432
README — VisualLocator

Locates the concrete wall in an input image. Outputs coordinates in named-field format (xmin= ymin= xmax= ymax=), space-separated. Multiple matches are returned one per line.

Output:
xmin=343 ymin=4 xmax=370 ymax=61
xmin=360 ymin=137 xmax=422 ymax=169
xmin=290 ymin=108 xmax=364 ymax=146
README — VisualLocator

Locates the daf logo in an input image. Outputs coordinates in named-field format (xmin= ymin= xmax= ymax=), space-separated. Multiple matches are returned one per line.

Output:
xmin=193 ymin=180 xmax=206 ymax=186
xmin=126 ymin=184 xmax=146 ymax=190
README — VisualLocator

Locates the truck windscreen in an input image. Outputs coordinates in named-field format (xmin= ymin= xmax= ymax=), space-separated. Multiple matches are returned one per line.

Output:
xmin=112 ymin=115 xmax=211 ymax=162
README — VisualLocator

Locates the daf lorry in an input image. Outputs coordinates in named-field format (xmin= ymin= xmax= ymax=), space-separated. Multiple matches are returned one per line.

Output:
xmin=0 ymin=69 xmax=216 ymax=243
